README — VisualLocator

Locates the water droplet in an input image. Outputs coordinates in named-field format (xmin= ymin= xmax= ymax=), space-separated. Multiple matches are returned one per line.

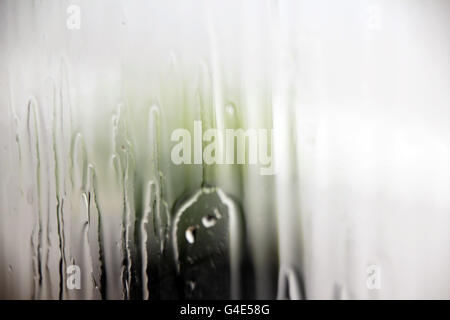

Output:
xmin=185 ymin=226 xmax=197 ymax=244
xmin=202 ymin=208 xmax=222 ymax=228
xmin=187 ymin=280 xmax=196 ymax=291
xmin=225 ymin=103 xmax=235 ymax=115
xmin=202 ymin=215 xmax=217 ymax=228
